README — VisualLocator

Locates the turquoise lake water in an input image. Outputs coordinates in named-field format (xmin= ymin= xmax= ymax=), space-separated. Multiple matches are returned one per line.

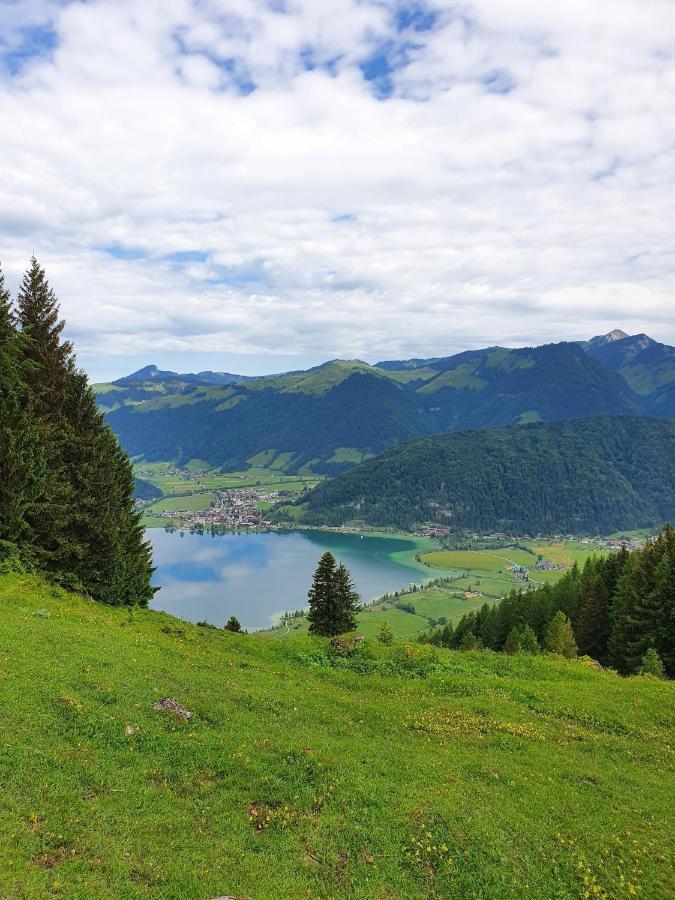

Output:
xmin=148 ymin=529 xmax=428 ymax=630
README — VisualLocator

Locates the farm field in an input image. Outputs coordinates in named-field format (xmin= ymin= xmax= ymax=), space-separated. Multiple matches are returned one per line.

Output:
xmin=136 ymin=461 xmax=323 ymax=494
xmin=419 ymin=548 xmax=535 ymax=572
xmin=1 ymin=572 xmax=672 ymax=899
xmin=418 ymin=542 xmax=611 ymax=590
xmin=147 ymin=492 xmax=217 ymax=514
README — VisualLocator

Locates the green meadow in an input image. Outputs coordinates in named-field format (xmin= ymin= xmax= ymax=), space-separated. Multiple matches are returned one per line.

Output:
xmin=271 ymin=584 xmax=491 ymax=641
xmin=1 ymin=573 xmax=673 ymax=899
xmin=146 ymin=492 xmax=217 ymax=514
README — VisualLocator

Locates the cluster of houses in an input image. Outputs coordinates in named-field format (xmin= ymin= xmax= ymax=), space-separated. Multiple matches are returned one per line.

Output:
xmin=592 ymin=536 xmax=648 ymax=552
xmin=147 ymin=487 xmax=283 ymax=530
xmin=508 ymin=558 xmax=564 ymax=582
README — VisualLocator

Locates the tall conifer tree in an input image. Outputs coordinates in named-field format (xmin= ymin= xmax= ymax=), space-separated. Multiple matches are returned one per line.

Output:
xmin=607 ymin=555 xmax=649 ymax=674
xmin=575 ymin=571 xmax=610 ymax=662
xmin=0 ymin=263 xmax=45 ymax=552
xmin=333 ymin=562 xmax=360 ymax=633
xmin=0 ymin=263 xmax=14 ymax=338
xmin=16 ymin=257 xmax=153 ymax=604
xmin=307 ymin=551 xmax=339 ymax=636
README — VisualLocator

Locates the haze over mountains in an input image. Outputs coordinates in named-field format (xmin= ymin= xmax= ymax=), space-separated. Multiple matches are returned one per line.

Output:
xmin=94 ymin=330 xmax=675 ymax=474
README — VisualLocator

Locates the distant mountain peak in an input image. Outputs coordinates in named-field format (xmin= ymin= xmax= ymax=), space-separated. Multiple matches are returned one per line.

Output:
xmin=112 ymin=365 xmax=249 ymax=387
xmin=590 ymin=329 xmax=629 ymax=345
xmin=117 ymin=364 xmax=177 ymax=383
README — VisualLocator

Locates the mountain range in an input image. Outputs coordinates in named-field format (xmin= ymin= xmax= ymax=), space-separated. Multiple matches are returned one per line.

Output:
xmin=113 ymin=364 xmax=251 ymax=387
xmin=94 ymin=330 xmax=675 ymax=473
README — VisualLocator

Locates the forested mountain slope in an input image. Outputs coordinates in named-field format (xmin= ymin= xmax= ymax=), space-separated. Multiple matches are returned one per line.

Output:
xmin=94 ymin=333 xmax=674 ymax=473
xmin=298 ymin=416 xmax=675 ymax=533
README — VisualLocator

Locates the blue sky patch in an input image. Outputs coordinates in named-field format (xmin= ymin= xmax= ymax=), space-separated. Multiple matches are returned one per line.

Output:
xmin=98 ymin=244 xmax=146 ymax=261
xmin=482 ymin=68 xmax=517 ymax=95
xmin=396 ymin=5 xmax=439 ymax=33
xmin=164 ymin=250 xmax=209 ymax=264
xmin=0 ymin=24 xmax=57 ymax=76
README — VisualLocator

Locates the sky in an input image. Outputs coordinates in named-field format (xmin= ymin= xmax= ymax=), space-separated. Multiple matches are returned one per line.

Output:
xmin=0 ymin=0 xmax=674 ymax=382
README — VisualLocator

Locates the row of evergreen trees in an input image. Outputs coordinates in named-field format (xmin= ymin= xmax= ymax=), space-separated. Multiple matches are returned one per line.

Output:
xmin=422 ymin=526 xmax=674 ymax=676
xmin=0 ymin=258 xmax=154 ymax=606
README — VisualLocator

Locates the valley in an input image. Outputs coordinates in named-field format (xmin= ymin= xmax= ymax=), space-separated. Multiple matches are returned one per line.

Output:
xmin=2 ymin=262 xmax=673 ymax=900
xmin=135 ymin=458 xmax=657 ymax=640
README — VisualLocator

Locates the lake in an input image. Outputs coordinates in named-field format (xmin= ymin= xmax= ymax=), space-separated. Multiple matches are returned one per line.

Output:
xmin=148 ymin=528 xmax=432 ymax=630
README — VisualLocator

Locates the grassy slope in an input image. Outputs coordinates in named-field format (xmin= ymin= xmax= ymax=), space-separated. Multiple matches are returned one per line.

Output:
xmin=276 ymin=591 xmax=492 ymax=641
xmin=1 ymin=574 xmax=673 ymax=899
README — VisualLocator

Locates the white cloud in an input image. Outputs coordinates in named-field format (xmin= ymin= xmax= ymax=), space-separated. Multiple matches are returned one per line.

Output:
xmin=0 ymin=0 xmax=674 ymax=379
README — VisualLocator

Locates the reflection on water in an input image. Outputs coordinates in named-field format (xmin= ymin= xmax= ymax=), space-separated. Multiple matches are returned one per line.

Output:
xmin=149 ymin=529 xmax=423 ymax=630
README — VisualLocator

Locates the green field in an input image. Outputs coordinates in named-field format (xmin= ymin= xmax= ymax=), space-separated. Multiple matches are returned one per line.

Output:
xmin=268 ymin=584 xmax=500 ymax=642
xmin=139 ymin=514 xmax=172 ymax=528
xmin=146 ymin=492 xmax=217 ymax=514
xmin=419 ymin=542 xmax=612 ymax=592
xmin=353 ymin=587 xmax=492 ymax=640
xmin=1 ymin=572 xmax=673 ymax=898
xmin=135 ymin=463 xmax=323 ymax=503
xmin=420 ymin=548 xmax=535 ymax=572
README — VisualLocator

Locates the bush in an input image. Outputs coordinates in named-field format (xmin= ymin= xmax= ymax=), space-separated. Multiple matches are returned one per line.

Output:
xmin=378 ymin=620 xmax=394 ymax=645
xmin=638 ymin=648 xmax=665 ymax=679
xmin=0 ymin=541 xmax=26 ymax=575
xmin=520 ymin=625 xmax=540 ymax=654
xmin=544 ymin=612 xmax=578 ymax=659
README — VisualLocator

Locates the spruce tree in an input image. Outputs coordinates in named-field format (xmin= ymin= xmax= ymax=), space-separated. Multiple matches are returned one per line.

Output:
xmin=575 ymin=572 xmax=610 ymax=663
xmin=307 ymin=551 xmax=339 ymax=636
xmin=459 ymin=630 xmax=478 ymax=650
xmin=0 ymin=264 xmax=45 ymax=553
xmin=225 ymin=616 xmax=242 ymax=632
xmin=478 ymin=603 xmax=499 ymax=649
xmin=607 ymin=555 xmax=649 ymax=674
xmin=652 ymin=526 xmax=675 ymax=677
xmin=333 ymin=562 xmax=360 ymax=633
xmin=0 ymin=263 xmax=14 ymax=338
xmin=504 ymin=626 xmax=521 ymax=654
xmin=16 ymin=257 xmax=153 ymax=605
xmin=439 ymin=621 xmax=455 ymax=648
xmin=16 ymin=258 xmax=79 ymax=577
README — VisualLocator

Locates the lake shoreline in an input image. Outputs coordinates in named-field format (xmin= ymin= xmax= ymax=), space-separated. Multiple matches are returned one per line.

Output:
xmin=147 ymin=528 xmax=441 ymax=631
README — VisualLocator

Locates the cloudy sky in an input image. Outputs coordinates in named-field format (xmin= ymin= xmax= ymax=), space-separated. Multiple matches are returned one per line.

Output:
xmin=1 ymin=0 xmax=674 ymax=382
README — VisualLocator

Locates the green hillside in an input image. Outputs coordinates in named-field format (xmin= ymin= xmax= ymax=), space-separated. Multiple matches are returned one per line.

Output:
xmin=299 ymin=416 xmax=675 ymax=533
xmin=94 ymin=336 xmax=675 ymax=474
xmin=1 ymin=572 xmax=673 ymax=899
